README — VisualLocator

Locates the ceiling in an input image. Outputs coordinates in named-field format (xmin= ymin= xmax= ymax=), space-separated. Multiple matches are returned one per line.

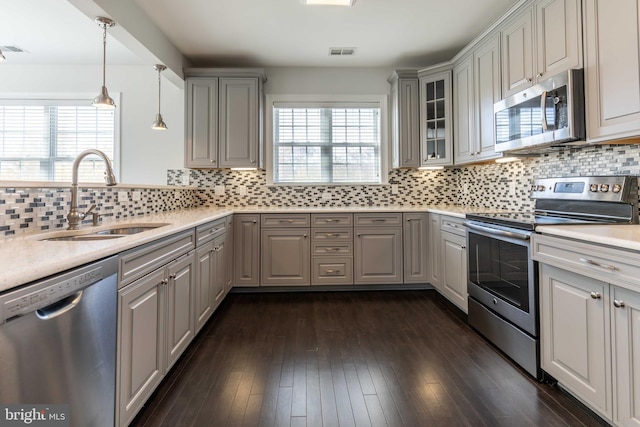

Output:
xmin=0 ymin=0 xmax=520 ymax=68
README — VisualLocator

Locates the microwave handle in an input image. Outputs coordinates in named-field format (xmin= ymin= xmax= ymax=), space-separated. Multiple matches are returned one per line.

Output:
xmin=540 ymin=90 xmax=548 ymax=131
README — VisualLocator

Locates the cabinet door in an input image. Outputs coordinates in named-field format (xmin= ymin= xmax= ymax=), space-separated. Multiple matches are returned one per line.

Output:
xmin=354 ymin=227 xmax=403 ymax=284
xmin=584 ymin=0 xmax=640 ymax=142
xmin=185 ymin=78 xmax=218 ymax=168
xmin=234 ymin=214 xmax=260 ymax=287
xmin=211 ymin=234 xmax=226 ymax=307
xmin=453 ymin=55 xmax=476 ymax=164
xmin=195 ymin=241 xmax=215 ymax=333
xmin=225 ymin=216 xmax=234 ymax=293
xmin=535 ymin=0 xmax=582 ymax=79
xmin=501 ymin=9 xmax=535 ymax=97
xmin=420 ymin=71 xmax=452 ymax=166
xmin=428 ymin=214 xmax=441 ymax=289
xmin=166 ymin=253 xmax=195 ymax=371
xmin=261 ymin=229 xmax=310 ymax=286
xmin=218 ymin=78 xmax=259 ymax=168
xmin=612 ymin=286 xmax=640 ymax=427
xmin=540 ymin=264 xmax=611 ymax=419
xmin=474 ymin=34 xmax=502 ymax=162
xmin=392 ymin=78 xmax=420 ymax=168
xmin=403 ymin=213 xmax=428 ymax=283
xmin=441 ymin=231 xmax=468 ymax=312
xmin=118 ymin=268 xmax=165 ymax=427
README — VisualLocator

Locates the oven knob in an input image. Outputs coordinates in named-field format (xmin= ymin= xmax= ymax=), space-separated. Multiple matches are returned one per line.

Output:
xmin=536 ymin=185 xmax=546 ymax=192
xmin=612 ymin=184 xmax=622 ymax=193
xmin=600 ymin=184 xmax=610 ymax=192
xmin=590 ymin=184 xmax=598 ymax=192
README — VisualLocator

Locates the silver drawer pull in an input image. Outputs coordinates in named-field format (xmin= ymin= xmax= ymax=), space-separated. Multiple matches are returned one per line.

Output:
xmin=325 ymin=219 xmax=335 ymax=222
xmin=614 ymin=299 xmax=626 ymax=308
xmin=326 ymin=233 xmax=340 ymax=237
xmin=579 ymin=257 xmax=617 ymax=271
xmin=325 ymin=247 xmax=341 ymax=251
xmin=325 ymin=269 xmax=340 ymax=274
xmin=590 ymin=292 xmax=602 ymax=300
xmin=280 ymin=219 xmax=295 ymax=223
xmin=372 ymin=219 xmax=387 ymax=222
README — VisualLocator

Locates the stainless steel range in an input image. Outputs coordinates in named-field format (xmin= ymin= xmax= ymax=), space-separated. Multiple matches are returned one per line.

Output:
xmin=464 ymin=176 xmax=638 ymax=379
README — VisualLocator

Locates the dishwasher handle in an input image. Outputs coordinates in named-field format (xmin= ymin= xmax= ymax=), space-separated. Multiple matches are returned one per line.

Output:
xmin=35 ymin=290 xmax=84 ymax=320
xmin=464 ymin=221 xmax=532 ymax=240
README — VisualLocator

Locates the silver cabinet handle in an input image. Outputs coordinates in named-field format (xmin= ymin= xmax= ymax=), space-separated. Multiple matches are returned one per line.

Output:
xmin=372 ymin=219 xmax=386 ymax=222
xmin=579 ymin=258 xmax=617 ymax=271
xmin=250 ymin=160 xmax=256 ymax=164
xmin=280 ymin=219 xmax=294 ymax=223
xmin=325 ymin=247 xmax=341 ymax=251
xmin=214 ymin=246 xmax=221 ymax=251
xmin=303 ymin=234 xmax=307 ymax=238
xmin=536 ymin=72 xmax=543 ymax=78
xmin=614 ymin=299 xmax=626 ymax=308
xmin=590 ymin=292 xmax=602 ymax=300
xmin=461 ymin=245 xmax=466 ymax=249
xmin=326 ymin=233 xmax=340 ymax=237
xmin=161 ymin=279 xmax=168 ymax=285
xmin=169 ymin=274 xmax=177 ymax=280
xmin=541 ymin=90 xmax=548 ymax=131
xmin=325 ymin=218 xmax=335 ymax=222
xmin=252 ymin=220 xmax=257 ymax=223
xmin=357 ymin=234 xmax=361 ymax=237
xmin=210 ymin=159 xmax=216 ymax=163
xmin=526 ymin=77 xmax=532 ymax=83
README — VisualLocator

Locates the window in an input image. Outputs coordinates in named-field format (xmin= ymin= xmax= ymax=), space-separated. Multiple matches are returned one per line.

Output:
xmin=268 ymin=96 xmax=386 ymax=185
xmin=0 ymin=98 xmax=117 ymax=182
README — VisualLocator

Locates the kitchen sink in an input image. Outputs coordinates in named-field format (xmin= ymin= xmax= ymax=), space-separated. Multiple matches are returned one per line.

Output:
xmin=38 ymin=223 xmax=170 ymax=241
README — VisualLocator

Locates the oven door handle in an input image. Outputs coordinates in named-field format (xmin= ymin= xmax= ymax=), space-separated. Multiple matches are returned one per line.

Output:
xmin=464 ymin=221 xmax=531 ymax=241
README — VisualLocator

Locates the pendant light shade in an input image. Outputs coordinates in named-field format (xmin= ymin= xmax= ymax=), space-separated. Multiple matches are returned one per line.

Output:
xmin=92 ymin=17 xmax=116 ymax=109
xmin=152 ymin=64 xmax=168 ymax=130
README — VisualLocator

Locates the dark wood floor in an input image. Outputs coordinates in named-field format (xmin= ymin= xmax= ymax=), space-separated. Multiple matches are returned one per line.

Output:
xmin=132 ymin=290 xmax=608 ymax=427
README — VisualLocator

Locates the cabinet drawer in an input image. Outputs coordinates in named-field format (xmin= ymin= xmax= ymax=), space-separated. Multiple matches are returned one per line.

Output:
xmin=311 ymin=213 xmax=353 ymax=227
xmin=311 ymin=228 xmax=353 ymax=241
xmin=311 ymin=257 xmax=353 ymax=285
xmin=440 ymin=215 xmax=465 ymax=237
xmin=532 ymin=234 xmax=640 ymax=292
xmin=311 ymin=241 xmax=353 ymax=256
xmin=195 ymin=218 xmax=226 ymax=246
xmin=119 ymin=230 xmax=195 ymax=288
xmin=354 ymin=213 xmax=402 ymax=226
xmin=261 ymin=214 xmax=310 ymax=227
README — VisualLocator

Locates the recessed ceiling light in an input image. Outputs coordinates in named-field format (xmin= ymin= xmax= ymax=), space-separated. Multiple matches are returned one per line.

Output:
xmin=303 ymin=0 xmax=355 ymax=6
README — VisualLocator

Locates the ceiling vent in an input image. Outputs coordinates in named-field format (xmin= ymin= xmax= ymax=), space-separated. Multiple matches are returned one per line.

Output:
xmin=0 ymin=45 xmax=27 ymax=53
xmin=329 ymin=47 xmax=356 ymax=56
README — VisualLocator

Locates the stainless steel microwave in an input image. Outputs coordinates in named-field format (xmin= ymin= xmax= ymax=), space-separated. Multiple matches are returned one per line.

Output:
xmin=494 ymin=69 xmax=586 ymax=153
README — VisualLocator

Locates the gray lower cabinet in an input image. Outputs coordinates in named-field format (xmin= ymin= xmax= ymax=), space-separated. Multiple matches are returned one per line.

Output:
xmin=428 ymin=213 xmax=442 ymax=289
xmin=225 ymin=215 xmax=234 ymax=293
xmin=194 ymin=234 xmax=226 ymax=334
xmin=354 ymin=226 xmax=403 ymax=284
xmin=117 ymin=249 xmax=196 ymax=427
xmin=234 ymin=214 xmax=260 ymax=287
xmin=311 ymin=213 xmax=354 ymax=285
xmin=403 ymin=213 xmax=428 ymax=283
xmin=261 ymin=228 xmax=310 ymax=286
xmin=440 ymin=216 xmax=468 ymax=312
xmin=211 ymin=234 xmax=226 ymax=308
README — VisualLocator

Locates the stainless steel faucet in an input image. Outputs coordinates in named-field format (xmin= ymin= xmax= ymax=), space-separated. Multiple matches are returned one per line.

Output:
xmin=67 ymin=149 xmax=117 ymax=230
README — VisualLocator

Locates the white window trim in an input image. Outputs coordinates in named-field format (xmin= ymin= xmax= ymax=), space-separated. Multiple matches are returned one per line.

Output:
xmin=0 ymin=92 xmax=121 ymax=184
xmin=265 ymin=94 xmax=389 ymax=186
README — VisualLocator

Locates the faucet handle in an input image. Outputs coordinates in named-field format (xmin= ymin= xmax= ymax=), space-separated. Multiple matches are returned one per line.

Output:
xmin=82 ymin=204 xmax=97 ymax=220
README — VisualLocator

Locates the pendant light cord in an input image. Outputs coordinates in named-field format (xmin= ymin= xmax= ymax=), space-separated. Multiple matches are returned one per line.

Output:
xmin=157 ymin=69 xmax=162 ymax=114
xmin=101 ymin=23 xmax=107 ymax=87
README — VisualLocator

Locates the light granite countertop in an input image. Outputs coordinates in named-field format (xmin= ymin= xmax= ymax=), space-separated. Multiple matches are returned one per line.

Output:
xmin=0 ymin=204 xmax=502 ymax=293
xmin=535 ymin=224 xmax=640 ymax=252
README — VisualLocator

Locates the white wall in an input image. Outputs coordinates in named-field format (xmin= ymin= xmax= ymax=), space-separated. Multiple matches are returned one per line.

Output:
xmin=264 ymin=67 xmax=394 ymax=95
xmin=0 ymin=64 xmax=185 ymax=185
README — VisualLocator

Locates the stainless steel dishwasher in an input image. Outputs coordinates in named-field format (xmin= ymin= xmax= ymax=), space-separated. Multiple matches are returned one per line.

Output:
xmin=0 ymin=256 xmax=117 ymax=426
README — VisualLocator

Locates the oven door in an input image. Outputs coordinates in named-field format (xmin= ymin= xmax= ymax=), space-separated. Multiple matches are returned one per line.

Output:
xmin=465 ymin=221 xmax=537 ymax=337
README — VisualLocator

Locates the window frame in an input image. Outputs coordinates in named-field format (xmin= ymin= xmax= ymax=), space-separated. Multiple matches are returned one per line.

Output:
xmin=0 ymin=93 xmax=121 ymax=184
xmin=265 ymin=94 xmax=388 ymax=186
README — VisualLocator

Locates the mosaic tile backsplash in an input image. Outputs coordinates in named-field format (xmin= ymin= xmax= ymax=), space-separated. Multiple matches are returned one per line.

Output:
xmin=3 ymin=143 xmax=640 ymax=238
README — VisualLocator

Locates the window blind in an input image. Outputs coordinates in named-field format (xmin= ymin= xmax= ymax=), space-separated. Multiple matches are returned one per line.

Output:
xmin=0 ymin=104 xmax=115 ymax=182
xmin=273 ymin=106 xmax=381 ymax=184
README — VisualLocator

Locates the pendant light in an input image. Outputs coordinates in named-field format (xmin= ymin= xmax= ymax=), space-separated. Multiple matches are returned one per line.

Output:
xmin=151 ymin=64 xmax=168 ymax=130
xmin=92 ymin=17 xmax=116 ymax=109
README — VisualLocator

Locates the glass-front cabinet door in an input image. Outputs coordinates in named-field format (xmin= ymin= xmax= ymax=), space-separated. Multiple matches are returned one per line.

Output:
xmin=419 ymin=70 xmax=452 ymax=166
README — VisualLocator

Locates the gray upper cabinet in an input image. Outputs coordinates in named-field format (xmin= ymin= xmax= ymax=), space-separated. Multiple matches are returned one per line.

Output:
xmin=501 ymin=8 xmax=535 ymax=97
xmin=584 ymin=0 xmax=640 ymax=142
xmin=502 ymin=0 xmax=582 ymax=98
xmin=389 ymin=70 xmax=420 ymax=168
xmin=453 ymin=55 xmax=476 ymax=164
xmin=419 ymin=69 xmax=453 ymax=167
xmin=474 ymin=34 xmax=502 ymax=162
xmin=185 ymin=69 xmax=265 ymax=169
xmin=185 ymin=78 xmax=218 ymax=167
xmin=218 ymin=78 xmax=260 ymax=168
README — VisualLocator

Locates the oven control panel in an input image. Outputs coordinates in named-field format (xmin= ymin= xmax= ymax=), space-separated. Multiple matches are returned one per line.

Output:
xmin=530 ymin=176 xmax=636 ymax=202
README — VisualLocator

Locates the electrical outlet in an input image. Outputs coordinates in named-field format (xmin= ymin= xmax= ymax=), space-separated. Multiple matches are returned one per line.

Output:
xmin=509 ymin=182 xmax=517 ymax=196
xmin=118 ymin=191 xmax=128 ymax=200
xmin=132 ymin=191 xmax=142 ymax=201
xmin=214 ymin=185 xmax=225 ymax=196
xmin=391 ymin=184 xmax=399 ymax=195
xmin=238 ymin=185 xmax=247 ymax=196
xmin=321 ymin=192 xmax=331 ymax=201
xmin=181 ymin=174 xmax=190 ymax=186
